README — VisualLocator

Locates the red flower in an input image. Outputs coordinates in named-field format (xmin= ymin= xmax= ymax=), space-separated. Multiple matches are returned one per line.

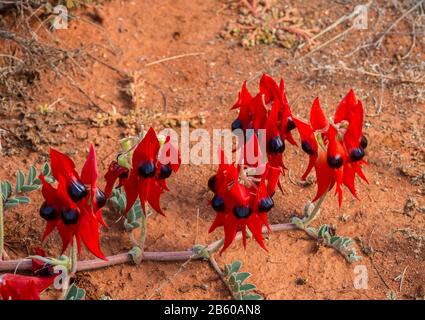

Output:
xmin=104 ymin=128 xmax=180 ymax=216
xmin=0 ymin=274 xmax=55 ymax=300
xmin=208 ymin=153 xmax=281 ymax=253
xmin=231 ymin=74 xmax=297 ymax=170
xmin=293 ymin=90 xmax=368 ymax=206
xmin=39 ymin=145 xmax=106 ymax=259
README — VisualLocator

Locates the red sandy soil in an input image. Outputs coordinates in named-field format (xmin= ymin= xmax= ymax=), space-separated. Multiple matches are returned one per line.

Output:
xmin=0 ymin=0 xmax=424 ymax=299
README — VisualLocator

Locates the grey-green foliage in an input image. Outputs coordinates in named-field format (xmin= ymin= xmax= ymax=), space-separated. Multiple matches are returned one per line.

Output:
xmin=1 ymin=163 xmax=54 ymax=210
xmin=307 ymin=224 xmax=362 ymax=263
xmin=223 ymin=260 xmax=263 ymax=300
xmin=64 ymin=283 xmax=86 ymax=300
xmin=107 ymin=187 xmax=151 ymax=232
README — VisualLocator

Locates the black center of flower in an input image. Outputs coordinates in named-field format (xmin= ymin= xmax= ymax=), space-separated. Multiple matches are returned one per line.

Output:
xmin=208 ymin=175 xmax=217 ymax=193
xmin=138 ymin=161 xmax=156 ymax=178
xmin=267 ymin=136 xmax=285 ymax=153
xmin=350 ymin=147 xmax=365 ymax=162
xmin=211 ymin=195 xmax=225 ymax=212
xmin=61 ymin=208 xmax=79 ymax=225
xmin=96 ymin=189 xmax=107 ymax=209
xmin=258 ymin=197 xmax=274 ymax=212
xmin=39 ymin=202 xmax=57 ymax=221
xmin=301 ymin=141 xmax=316 ymax=156
xmin=327 ymin=155 xmax=344 ymax=169
xmin=286 ymin=117 xmax=296 ymax=131
xmin=67 ymin=180 xmax=88 ymax=202
xmin=231 ymin=119 xmax=244 ymax=132
xmin=158 ymin=163 xmax=173 ymax=179
xmin=360 ymin=135 xmax=368 ymax=149
xmin=233 ymin=205 xmax=252 ymax=219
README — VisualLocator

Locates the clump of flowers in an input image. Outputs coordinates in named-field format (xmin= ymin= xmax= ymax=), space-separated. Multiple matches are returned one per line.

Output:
xmin=293 ymin=90 xmax=368 ymax=206
xmin=209 ymin=74 xmax=369 ymax=253
xmin=231 ymin=74 xmax=297 ymax=169
xmin=208 ymin=150 xmax=281 ymax=253
xmin=39 ymin=145 xmax=106 ymax=259
xmin=104 ymin=127 xmax=180 ymax=216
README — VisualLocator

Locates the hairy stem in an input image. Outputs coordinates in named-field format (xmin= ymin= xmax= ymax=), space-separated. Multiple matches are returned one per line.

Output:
xmin=70 ymin=236 xmax=78 ymax=276
xmin=303 ymin=191 xmax=327 ymax=227
xmin=208 ymin=255 xmax=238 ymax=300
xmin=0 ymin=222 xmax=297 ymax=272
xmin=139 ymin=214 xmax=147 ymax=256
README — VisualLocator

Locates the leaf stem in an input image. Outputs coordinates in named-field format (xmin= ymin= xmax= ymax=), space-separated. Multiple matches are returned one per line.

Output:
xmin=303 ymin=191 xmax=327 ymax=227
xmin=139 ymin=213 xmax=147 ymax=257
xmin=208 ymin=255 xmax=238 ymax=300
xmin=70 ymin=236 xmax=78 ymax=276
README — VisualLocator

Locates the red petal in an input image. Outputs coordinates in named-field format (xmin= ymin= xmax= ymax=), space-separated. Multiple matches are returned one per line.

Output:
xmin=310 ymin=98 xmax=328 ymax=131
xmin=147 ymin=180 xmax=165 ymax=215
xmin=122 ymin=170 xmax=139 ymax=216
xmin=104 ymin=161 xmax=129 ymax=199
xmin=49 ymin=147 xmax=79 ymax=182
xmin=247 ymin=214 xmax=267 ymax=252
xmin=208 ymin=213 xmax=225 ymax=233
xmin=81 ymin=144 xmax=98 ymax=191
xmin=232 ymin=81 xmax=252 ymax=109
xmin=158 ymin=135 xmax=181 ymax=172
xmin=266 ymin=165 xmax=282 ymax=194
xmin=334 ymin=89 xmax=356 ymax=123
xmin=219 ymin=215 xmax=238 ymax=254
xmin=78 ymin=209 xmax=106 ymax=260
xmin=260 ymin=74 xmax=281 ymax=104
xmin=132 ymin=127 xmax=160 ymax=166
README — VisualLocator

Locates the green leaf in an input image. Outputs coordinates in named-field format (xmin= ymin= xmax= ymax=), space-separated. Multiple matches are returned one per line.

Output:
xmin=42 ymin=162 xmax=51 ymax=176
xmin=240 ymin=283 xmax=256 ymax=292
xmin=223 ymin=264 xmax=231 ymax=276
xmin=235 ymin=272 xmax=251 ymax=284
xmin=14 ymin=196 xmax=30 ymax=204
xmin=15 ymin=171 xmax=25 ymax=193
xmin=64 ymin=283 xmax=86 ymax=300
xmin=229 ymin=261 xmax=242 ymax=274
xmin=242 ymin=293 xmax=263 ymax=300
xmin=21 ymin=185 xmax=40 ymax=193
xmin=27 ymin=166 xmax=36 ymax=184
xmin=228 ymin=274 xmax=237 ymax=286
xmin=118 ymin=194 xmax=125 ymax=211
xmin=318 ymin=224 xmax=330 ymax=238
xmin=4 ymin=198 xmax=20 ymax=210
xmin=231 ymin=281 xmax=240 ymax=293
xmin=124 ymin=220 xmax=135 ymax=232
xmin=1 ymin=181 xmax=12 ymax=200
xmin=126 ymin=209 xmax=136 ymax=223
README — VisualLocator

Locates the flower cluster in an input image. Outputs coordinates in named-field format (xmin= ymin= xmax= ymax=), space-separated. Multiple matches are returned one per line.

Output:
xmin=210 ymin=75 xmax=369 ymax=253
xmin=208 ymin=152 xmax=282 ymax=253
xmin=231 ymin=74 xmax=297 ymax=169
xmin=293 ymin=90 xmax=368 ymax=206
xmin=39 ymin=145 xmax=106 ymax=259
xmin=104 ymin=127 xmax=180 ymax=217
